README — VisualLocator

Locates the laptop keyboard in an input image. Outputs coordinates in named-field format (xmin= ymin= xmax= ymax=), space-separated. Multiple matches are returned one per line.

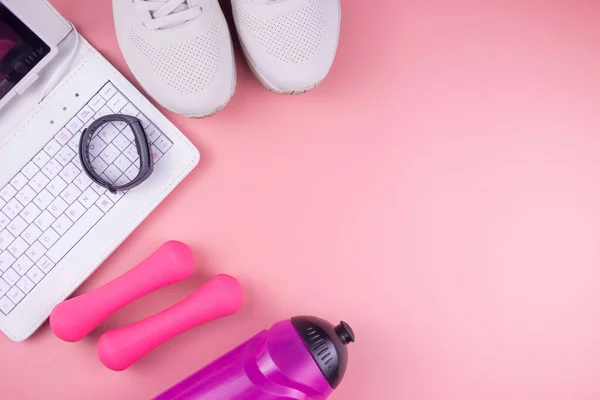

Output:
xmin=0 ymin=81 xmax=173 ymax=315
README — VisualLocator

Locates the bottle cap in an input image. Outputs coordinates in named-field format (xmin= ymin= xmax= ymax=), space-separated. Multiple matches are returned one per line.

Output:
xmin=291 ymin=316 xmax=355 ymax=390
xmin=335 ymin=321 xmax=355 ymax=344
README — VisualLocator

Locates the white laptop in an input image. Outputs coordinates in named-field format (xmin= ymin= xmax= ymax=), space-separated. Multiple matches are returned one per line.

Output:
xmin=0 ymin=0 xmax=200 ymax=341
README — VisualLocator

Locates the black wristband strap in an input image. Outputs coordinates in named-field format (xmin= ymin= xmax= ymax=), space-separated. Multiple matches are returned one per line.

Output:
xmin=79 ymin=114 xmax=154 ymax=194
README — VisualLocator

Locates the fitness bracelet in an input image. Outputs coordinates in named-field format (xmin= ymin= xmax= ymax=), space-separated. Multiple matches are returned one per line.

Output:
xmin=79 ymin=114 xmax=154 ymax=194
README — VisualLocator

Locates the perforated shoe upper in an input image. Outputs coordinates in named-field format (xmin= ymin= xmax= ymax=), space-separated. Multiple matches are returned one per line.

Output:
xmin=232 ymin=0 xmax=341 ymax=93
xmin=113 ymin=0 xmax=236 ymax=117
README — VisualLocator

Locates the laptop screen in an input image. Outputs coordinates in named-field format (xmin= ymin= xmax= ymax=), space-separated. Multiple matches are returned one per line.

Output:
xmin=0 ymin=3 xmax=51 ymax=100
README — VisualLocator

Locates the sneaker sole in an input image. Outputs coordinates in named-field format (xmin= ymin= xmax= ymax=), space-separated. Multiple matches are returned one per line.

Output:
xmin=239 ymin=38 xmax=323 ymax=95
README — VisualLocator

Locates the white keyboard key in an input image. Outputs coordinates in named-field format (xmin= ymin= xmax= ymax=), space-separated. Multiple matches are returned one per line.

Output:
xmin=3 ymin=198 xmax=23 ymax=219
xmin=0 ymin=252 xmax=15 ymax=272
xmin=10 ymin=173 xmax=27 ymax=191
xmin=105 ymin=189 xmax=123 ymax=203
xmin=91 ymin=183 xmax=107 ymax=196
xmin=21 ymin=203 xmax=41 ymax=224
xmin=114 ymin=154 xmax=132 ymax=173
xmin=8 ymin=237 xmax=28 ymax=258
xmin=16 ymin=185 xmax=36 ymax=206
xmin=7 ymin=286 xmax=25 ymax=304
xmin=42 ymin=159 xmax=62 ymax=179
xmin=84 ymin=118 xmax=94 ymax=129
xmin=26 ymin=242 xmax=45 ymax=263
xmin=113 ymin=175 xmax=129 ymax=187
xmin=60 ymin=184 xmax=82 ymax=205
xmin=0 ymin=198 xmax=5 ymax=210
xmin=95 ymin=195 xmax=114 ymax=213
xmin=100 ymin=82 xmax=117 ymax=101
xmin=0 ymin=230 xmax=15 ymax=251
xmin=74 ymin=172 xmax=92 ymax=191
xmin=20 ymin=203 xmax=42 ymax=226
xmin=21 ymin=224 xmax=42 ymax=245
xmin=95 ymin=105 xmax=112 ymax=119
xmin=68 ymin=132 xmax=83 ymax=151
xmin=47 ymin=206 xmax=103 ymax=263
xmin=104 ymin=122 xmax=122 ymax=140
xmin=0 ymin=212 xmax=9 ymax=231
xmin=91 ymin=157 xmax=108 ymax=175
xmin=146 ymin=124 xmax=161 ymax=142
xmin=55 ymin=129 xmax=73 ymax=146
xmin=114 ymin=133 xmax=131 ymax=151
xmin=0 ymin=278 xmax=9 ymax=297
xmin=66 ymin=201 xmax=86 ymax=222
xmin=103 ymin=165 xmax=121 ymax=183
xmin=89 ymin=93 xmax=105 ymax=111
xmin=124 ymin=164 xmax=140 ymax=181
xmin=48 ymin=197 xmax=68 ymax=218
xmin=21 ymin=161 xmax=40 ymax=180
xmin=77 ymin=106 xmax=95 ymax=123
xmin=99 ymin=123 xmax=119 ymax=143
xmin=0 ymin=296 xmax=15 ymax=314
xmin=26 ymin=266 xmax=44 ymax=284
xmin=30 ymin=171 xmax=50 ymax=193
xmin=71 ymin=153 xmax=83 ymax=169
xmin=100 ymin=82 xmax=117 ymax=100
xmin=120 ymin=102 xmax=139 ymax=117
xmin=8 ymin=216 xmax=27 ymax=237
xmin=78 ymin=188 xmax=99 ymax=209
xmin=13 ymin=255 xmax=33 ymax=276
xmin=67 ymin=117 xmax=84 ymax=134
xmin=60 ymin=163 xmax=80 ymax=184
xmin=137 ymin=113 xmax=151 ymax=128
xmin=154 ymin=135 xmax=173 ymax=153
xmin=121 ymin=126 xmax=135 ymax=141
xmin=0 ymin=184 xmax=17 ymax=202
xmin=56 ymin=147 xmax=76 ymax=166
xmin=151 ymin=145 xmax=163 ymax=162
xmin=33 ymin=189 xmax=53 ymax=210
xmin=124 ymin=144 xmax=139 ymax=162
xmin=33 ymin=150 xmax=51 ymax=168
xmin=40 ymin=228 xmax=59 ymax=249
xmin=52 ymin=214 xmax=73 ymax=235
xmin=113 ymin=120 xmax=127 ymax=131
xmin=34 ymin=210 xmax=55 ymax=231
xmin=37 ymin=256 xmax=54 ymax=274
xmin=107 ymin=92 xmax=127 ymax=113
xmin=43 ymin=139 xmax=61 ymax=157
xmin=3 ymin=268 xmax=19 ymax=285
xmin=47 ymin=176 xmax=68 ymax=197
xmin=100 ymin=143 xmax=120 ymax=165
xmin=16 ymin=276 xmax=34 ymax=294
xmin=89 ymin=139 xmax=107 ymax=158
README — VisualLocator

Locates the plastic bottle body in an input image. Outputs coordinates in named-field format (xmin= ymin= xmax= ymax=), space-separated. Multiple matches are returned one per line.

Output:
xmin=153 ymin=320 xmax=333 ymax=400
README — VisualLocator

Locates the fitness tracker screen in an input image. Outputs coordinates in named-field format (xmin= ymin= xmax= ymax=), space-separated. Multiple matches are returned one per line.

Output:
xmin=0 ymin=3 xmax=51 ymax=100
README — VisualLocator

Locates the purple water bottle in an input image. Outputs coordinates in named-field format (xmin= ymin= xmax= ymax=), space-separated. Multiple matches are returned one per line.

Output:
xmin=153 ymin=316 xmax=355 ymax=400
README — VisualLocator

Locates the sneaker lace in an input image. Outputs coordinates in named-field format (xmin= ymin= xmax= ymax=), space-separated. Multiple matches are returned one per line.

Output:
xmin=134 ymin=0 xmax=203 ymax=30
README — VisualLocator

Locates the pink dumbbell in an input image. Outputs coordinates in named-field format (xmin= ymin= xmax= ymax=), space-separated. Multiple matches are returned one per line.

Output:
xmin=97 ymin=274 xmax=244 ymax=371
xmin=50 ymin=241 xmax=195 ymax=342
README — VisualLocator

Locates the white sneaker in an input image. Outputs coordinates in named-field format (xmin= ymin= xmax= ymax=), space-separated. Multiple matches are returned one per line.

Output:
xmin=231 ymin=0 xmax=341 ymax=94
xmin=113 ymin=0 xmax=236 ymax=118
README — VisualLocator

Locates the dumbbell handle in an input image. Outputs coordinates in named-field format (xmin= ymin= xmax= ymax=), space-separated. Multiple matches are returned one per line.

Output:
xmin=50 ymin=241 xmax=195 ymax=342
xmin=97 ymin=274 xmax=244 ymax=371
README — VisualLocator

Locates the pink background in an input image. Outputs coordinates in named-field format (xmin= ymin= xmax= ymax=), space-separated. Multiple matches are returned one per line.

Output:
xmin=2 ymin=0 xmax=600 ymax=398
